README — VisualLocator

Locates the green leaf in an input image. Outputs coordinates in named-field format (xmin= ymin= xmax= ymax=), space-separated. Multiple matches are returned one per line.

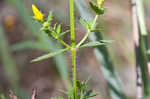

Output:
xmin=68 ymin=88 xmax=75 ymax=99
xmin=47 ymin=11 xmax=53 ymax=24
xmin=80 ymin=18 xmax=93 ymax=30
xmin=80 ymin=18 xmax=89 ymax=29
xmin=89 ymin=2 xmax=105 ymax=15
xmin=84 ymin=90 xmax=92 ymax=98
xmin=100 ymin=40 xmax=114 ymax=43
xmin=77 ymin=80 xmax=82 ymax=92
xmin=84 ymin=93 xmax=99 ymax=99
xmin=31 ymin=48 xmax=69 ymax=62
xmin=90 ymin=29 xmax=100 ymax=32
xmin=56 ymin=24 xmax=61 ymax=34
xmin=79 ymin=41 xmax=105 ymax=48
xmin=60 ymin=30 xmax=70 ymax=37
xmin=53 ymin=23 xmax=58 ymax=30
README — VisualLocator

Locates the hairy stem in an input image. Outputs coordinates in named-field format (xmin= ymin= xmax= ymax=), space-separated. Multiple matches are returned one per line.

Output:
xmin=69 ymin=0 xmax=77 ymax=98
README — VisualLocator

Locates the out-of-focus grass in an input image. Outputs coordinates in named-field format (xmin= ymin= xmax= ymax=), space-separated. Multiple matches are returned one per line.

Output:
xmin=75 ymin=0 xmax=126 ymax=99
xmin=0 ymin=23 xmax=19 ymax=90
xmin=5 ymin=0 xmax=71 ymax=89
xmin=0 ymin=24 xmax=27 ymax=99
xmin=0 ymin=94 xmax=6 ymax=99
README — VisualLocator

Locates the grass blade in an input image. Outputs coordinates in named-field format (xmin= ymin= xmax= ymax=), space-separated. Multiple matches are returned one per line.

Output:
xmin=0 ymin=24 xmax=19 ymax=89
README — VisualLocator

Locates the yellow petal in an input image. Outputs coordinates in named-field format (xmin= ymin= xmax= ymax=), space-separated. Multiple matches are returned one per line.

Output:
xmin=32 ymin=4 xmax=44 ymax=21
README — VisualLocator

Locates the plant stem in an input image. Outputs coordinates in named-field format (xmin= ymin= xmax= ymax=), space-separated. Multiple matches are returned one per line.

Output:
xmin=77 ymin=15 xmax=98 ymax=48
xmin=72 ymin=48 xmax=77 ymax=99
xmin=50 ymin=31 xmax=70 ymax=48
xmin=57 ymin=38 xmax=70 ymax=48
xmin=69 ymin=0 xmax=77 ymax=98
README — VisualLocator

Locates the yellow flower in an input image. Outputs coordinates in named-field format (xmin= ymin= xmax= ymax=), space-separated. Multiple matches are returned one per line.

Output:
xmin=32 ymin=4 xmax=44 ymax=21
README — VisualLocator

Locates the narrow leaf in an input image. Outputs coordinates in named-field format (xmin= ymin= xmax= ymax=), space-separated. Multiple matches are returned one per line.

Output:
xmin=31 ymin=48 xmax=69 ymax=62
xmin=84 ymin=90 xmax=92 ymax=97
xmin=80 ymin=18 xmax=89 ymax=29
xmin=47 ymin=11 xmax=53 ymax=24
xmin=60 ymin=30 xmax=70 ymax=37
xmin=79 ymin=41 xmax=105 ymax=48
xmin=100 ymin=40 xmax=114 ymax=44
xmin=84 ymin=93 xmax=99 ymax=99
xmin=53 ymin=23 xmax=57 ymax=30
xmin=56 ymin=24 xmax=61 ymax=34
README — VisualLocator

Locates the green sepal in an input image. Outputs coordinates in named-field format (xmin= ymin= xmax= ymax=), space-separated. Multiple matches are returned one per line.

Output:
xmin=89 ymin=2 xmax=106 ymax=15
xmin=47 ymin=11 xmax=53 ymax=24
xmin=56 ymin=24 xmax=61 ymax=34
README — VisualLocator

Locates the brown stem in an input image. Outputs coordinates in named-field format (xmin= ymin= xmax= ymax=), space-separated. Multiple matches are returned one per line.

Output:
xmin=131 ymin=0 xmax=150 ymax=98
xmin=131 ymin=0 xmax=143 ymax=98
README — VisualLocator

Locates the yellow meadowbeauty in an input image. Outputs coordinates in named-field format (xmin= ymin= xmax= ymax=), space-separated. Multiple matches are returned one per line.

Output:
xmin=32 ymin=4 xmax=44 ymax=21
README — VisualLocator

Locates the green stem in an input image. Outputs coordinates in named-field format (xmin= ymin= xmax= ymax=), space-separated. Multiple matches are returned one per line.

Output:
xmin=50 ymin=32 xmax=70 ymax=48
xmin=72 ymin=48 xmax=77 ymax=99
xmin=76 ymin=15 xmax=98 ymax=48
xmin=69 ymin=0 xmax=77 ymax=99
xmin=57 ymin=38 xmax=70 ymax=48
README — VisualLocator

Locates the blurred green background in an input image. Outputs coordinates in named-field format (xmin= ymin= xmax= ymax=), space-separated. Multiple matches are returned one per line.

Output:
xmin=0 ymin=0 xmax=150 ymax=99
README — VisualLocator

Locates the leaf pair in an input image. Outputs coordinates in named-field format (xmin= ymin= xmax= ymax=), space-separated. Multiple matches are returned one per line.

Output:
xmin=31 ymin=40 xmax=113 ymax=62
